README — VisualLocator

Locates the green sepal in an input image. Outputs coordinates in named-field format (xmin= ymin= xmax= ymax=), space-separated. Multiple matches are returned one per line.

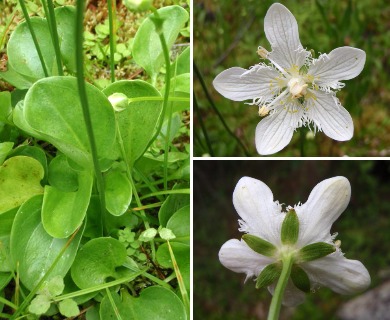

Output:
xmin=256 ymin=262 xmax=282 ymax=289
xmin=298 ymin=242 xmax=336 ymax=262
xmin=281 ymin=209 xmax=299 ymax=245
xmin=242 ymin=234 xmax=277 ymax=257
xmin=291 ymin=265 xmax=311 ymax=293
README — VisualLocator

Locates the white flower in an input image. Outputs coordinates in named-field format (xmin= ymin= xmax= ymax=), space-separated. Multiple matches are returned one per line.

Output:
xmin=218 ymin=176 xmax=370 ymax=306
xmin=213 ymin=3 xmax=366 ymax=155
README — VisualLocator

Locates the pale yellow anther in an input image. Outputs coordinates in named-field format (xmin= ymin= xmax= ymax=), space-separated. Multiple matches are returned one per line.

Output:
xmin=258 ymin=105 xmax=269 ymax=117
xmin=257 ymin=47 xmax=269 ymax=59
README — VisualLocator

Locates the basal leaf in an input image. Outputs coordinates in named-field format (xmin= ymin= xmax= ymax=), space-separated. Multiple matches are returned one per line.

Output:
xmin=0 ymin=156 xmax=44 ymax=215
xmin=71 ymin=237 xmax=133 ymax=289
xmin=103 ymin=80 xmax=162 ymax=166
xmin=10 ymin=195 xmax=84 ymax=291
xmin=42 ymin=170 xmax=93 ymax=238
xmin=166 ymin=204 xmax=189 ymax=244
xmin=133 ymin=6 xmax=189 ymax=79
xmin=99 ymin=287 xmax=186 ymax=320
xmin=23 ymin=76 xmax=116 ymax=168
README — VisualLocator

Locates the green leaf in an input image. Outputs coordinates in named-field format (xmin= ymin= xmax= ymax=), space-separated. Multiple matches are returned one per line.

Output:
xmin=71 ymin=237 xmax=133 ymax=289
xmin=171 ymin=47 xmax=190 ymax=76
xmin=28 ymin=294 xmax=51 ymax=315
xmin=297 ymin=242 xmax=336 ymax=262
xmin=103 ymin=80 xmax=162 ymax=166
xmin=156 ymin=242 xmax=189 ymax=291
xmin=58 ymin=298 xmax=79 ymax=318
xmin=0 ymin=156 xmax=44 ymax=215
xmin=281 ymin=209 xmax=299 ymax=245
xmin=23 ymin=76 xmax=116 ymax=169
xmin=242 ymin=234 xmax=277 ymax=257
xmin=291 ymin=265 xmax=311 ymax=293
xmin=256 ymin=262 xmax=282 ymax=289
xmin=7 ymin=17 xmax=55 ymax=80
xmin=133 ymin=6 xmax=189 ymax=79
xmin=55 ymin=6 xmax=77 ymax=73
xmin=0 ymin=235 xmax=11 ymax=272
xmin=99 ymin=287 xmax=186 ymax=320
xmin=0 ymin=92 xmax=13 ymax=125
xmin=10 ymin=195 xmax=85 ymax=291
xmin=104 ymin=164 xmax=132 ymax=216
xmin=48 ymin=154 xmax=78 ymax=192
xmin=158 ymin=183 xmax=189 ymax=226
xmin=0 ymin=142 xmax=13 ymax=164
xmin=42 ymin=170 xmax=93 ymax=238
xmin=166 ymin=205 xmax=189 ymax=244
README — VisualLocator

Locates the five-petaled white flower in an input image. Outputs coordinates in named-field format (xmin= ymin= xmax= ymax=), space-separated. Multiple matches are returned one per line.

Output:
xmin=213 ymin=3 xmax=366 ymax=155
xmin=219 ymin=176 xmax=370 ymax=306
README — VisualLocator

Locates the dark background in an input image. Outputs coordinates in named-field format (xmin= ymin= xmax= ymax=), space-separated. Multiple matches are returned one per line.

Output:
xmin=194 ymin=160 xmax=390 ymax=319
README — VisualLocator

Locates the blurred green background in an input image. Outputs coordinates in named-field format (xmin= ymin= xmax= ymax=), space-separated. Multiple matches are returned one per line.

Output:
xmin=194 ymin=160 xmax=390 ymax=319
xmin=194 ymin=0 xmax=390 ymax=156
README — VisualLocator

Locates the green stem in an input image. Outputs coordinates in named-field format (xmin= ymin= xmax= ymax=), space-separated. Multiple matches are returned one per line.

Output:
xmin=46 ymin=0 xmax=64 ymax=75
xmin=194 ymin=62 xmax=250 ymax=156
xmin=167 ymin=240 xmax=190 ymax=318
xmin=139 ymin=188 xmax=190 ymax=200
xmin=19 ymin=0 xmax=49 ymax=77
xmin=107 ymin=0 xmax=116 ymax=82
xmin=194 ymin=92 xmax=214 ymax=156
xmin=128 ymin=96 xmax=189 ymax=103
xmin=128 ymin=176 xmax=156 ymax=260
xmin=76 ymin=0 xmax=106 ymax=236
xmin=300 ymin=128 xmax=305 ymax=157
xmin=106 ymin=288 xmax=123 ymax=320
xmin=143 ymin=10 xmax=171 ymax=156
xmin=267 ymin=255 xmax=294 ymax=320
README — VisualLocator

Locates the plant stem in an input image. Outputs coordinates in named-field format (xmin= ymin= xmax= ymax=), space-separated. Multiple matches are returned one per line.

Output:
xmin=75 ymin=0 xmax=106 ymax=236
xmin=167 ymin=240 xmax=190 ymax=318
xmin=46 ymin=0 xmax=64 ymax=75
xmin=300 ymin=128 xmax=305 ymax=157
xmin=193 ymin=62 xmax=250 ymax=156
xmin=107 ymin=0 xmax=116 ymax=83
xmin=143 ymin=10 xmax=171 ymax=160
xmin=19 ymin=0 xmax=49 ymax=77
xmin=267 ymin=255 xmax=294 ymax=320
xmin=194 ymin=92 xmax=214 ymax=156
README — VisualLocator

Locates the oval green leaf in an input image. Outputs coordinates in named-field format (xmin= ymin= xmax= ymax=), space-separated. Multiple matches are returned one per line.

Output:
xmin=104 ymin=164 xmax=132 ymax=216
xmin=99 ymin=287 xmax=186 ymax=320
xmin=23 ymin=76 xmax=116 ymax=168
xmin=0 ymin=156 xmax=44 ymax=215
xmin=156 ymin=242 xmax=189 ymax=291
xmin=71 ymin=237 xmax=133 ymax=289
xmin=133 ymin=5 xmax=189 ymax=78
xmin=10 ymin=195 xmax=84 ymax=291
xmin=42 ymin=170 xmax=93 ymax=238
xmin=166 ymin=205 xmax=189 ymax=244
xmin=103 ymin=80 xmax=162 ymax=166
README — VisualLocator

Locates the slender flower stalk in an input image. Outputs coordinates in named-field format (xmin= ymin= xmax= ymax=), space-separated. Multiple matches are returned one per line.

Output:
xmin=219 ymin=176 xmax=370 ymax=315
xmin=213 ymin=3 xmax=366 ymax=155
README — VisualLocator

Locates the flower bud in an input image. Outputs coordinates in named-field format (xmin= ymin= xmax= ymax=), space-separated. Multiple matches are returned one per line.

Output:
xmin=108 ymin=93 xmax=128 ymax=112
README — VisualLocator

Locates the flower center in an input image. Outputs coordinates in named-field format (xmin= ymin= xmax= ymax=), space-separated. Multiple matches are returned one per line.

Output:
xmin=287 ymin=77 xmax=308 ymax=99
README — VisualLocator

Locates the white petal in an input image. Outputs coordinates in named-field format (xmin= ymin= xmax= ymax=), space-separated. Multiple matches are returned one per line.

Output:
xmin=212 ymin=66 xmax=279 ymax=101
xmin=268 ymin=279 xmax=306 ymax=306
xmin=264 ymin=3 xmax=308 ymax=69
xmin=306 ymin=89 xmax=353 ymax=141
xmin=233 ymin=177 xmax=282 ymax=244
xmin=308 ymin=47 xmax=366 ymax=86
xmin=296 ymin=176 xmax=351 ymax=246
xmin=255 ymin=104 xmax=302 ymax=155
xmin=302 ymin=253 xmax=371 ymax=295
xmin=218 ymin=239 xmax=274 ymax=279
